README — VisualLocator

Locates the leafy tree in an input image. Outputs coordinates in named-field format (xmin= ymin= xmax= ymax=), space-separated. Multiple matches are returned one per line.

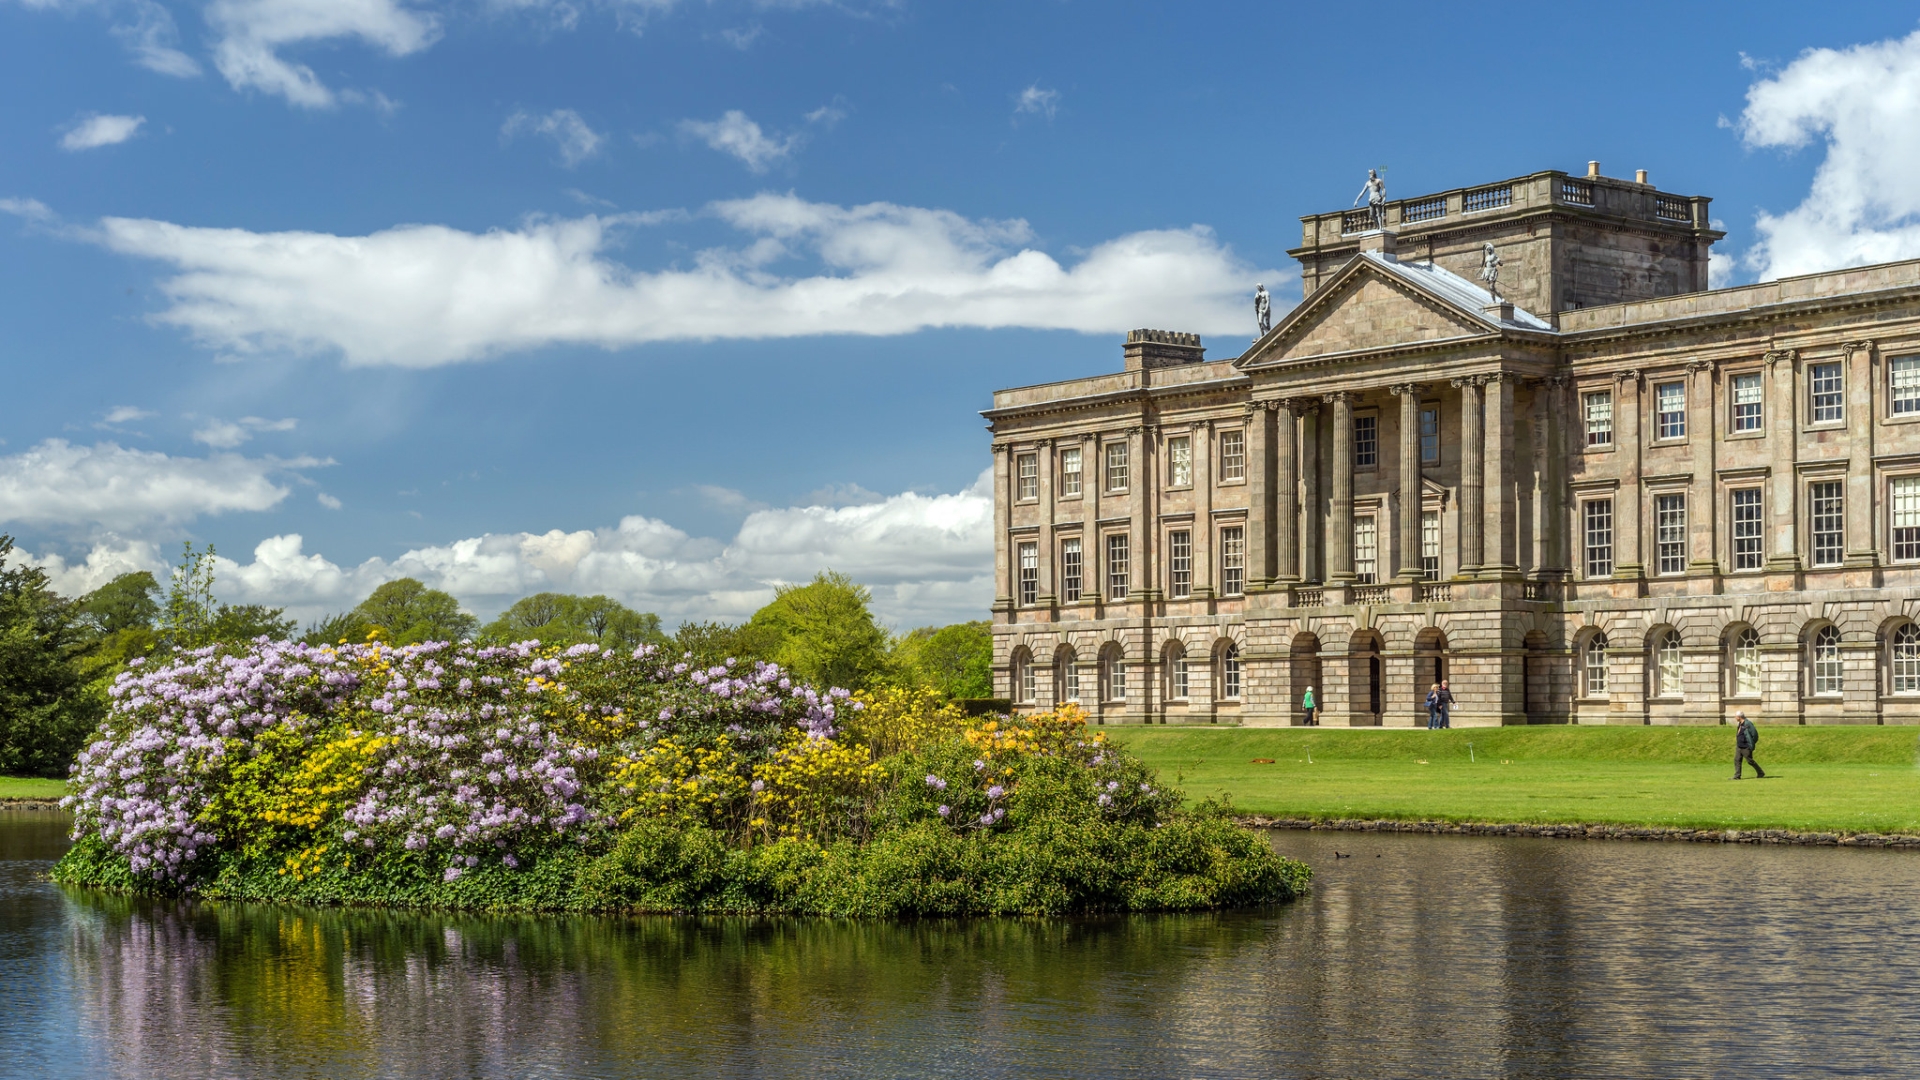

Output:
xmin=209 ymin=604 xmax=297 ymax=642
xmin=77 ymin=571 xmax=160 ymax=635
xmin=301 ymin=610 xmax=374 ymax=646
xmin=745 ymin=571 xmax=893 ymax=691
xmin=893 ymin=620 xmax=993 ymax=700
xmin=483 ymin=592 xmax=665 ymax=650
xmin=0 ymin=536 xmax=102 ymax=777
xmin=670 ymin=619 xmax=782 ymax=668
xmin=157 ymin=543 xmax=295 ymax=649
xmin=349 ymin=578 xmax=477 ymax=645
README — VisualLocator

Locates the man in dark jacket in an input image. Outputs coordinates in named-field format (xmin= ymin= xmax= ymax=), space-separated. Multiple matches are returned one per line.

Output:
xmin=1733 ymin=711 xmax=1764 ymax=779
xmin=1435 ymin=680 xmax=1455 ymax=729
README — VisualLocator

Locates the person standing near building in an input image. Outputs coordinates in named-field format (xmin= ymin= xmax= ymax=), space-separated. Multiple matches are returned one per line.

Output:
xmin=1425 ymin=683 xmax=1442 ymax=729
xmin=1302 ymin=685 xmax=1317 ymax=726
xmin=1733 ymin=711 xmax=1764 ymax=779
xmin=1435 ymin=680 xmax=1455 ymax=729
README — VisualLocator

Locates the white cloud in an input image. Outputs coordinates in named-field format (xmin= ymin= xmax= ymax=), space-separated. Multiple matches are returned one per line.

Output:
xmin=112 ymin=0 xmax=200 ymax=77
xmin=0 ymin=197 xmax=54 ymax=223
xmin=316 ymin=492 xmax=342 ymax=509
xmin=88 ymin=192 xmax=1277 ymax=366
xmin=191 ymin=415 xmax=298 ymax=447
xmin=20 ymin=535 xmax=170 ymax=599
xmin=206 ymin=0 xmax=441 ymax=108
xmin=502 ymin=108 xmax=605 ymax=167
xmin=1013 ymin=84 xmax=1059 ymax=121
xmin=62 ymin=113 xmax=145 ymax=151
xmin=680 ymin=110 xmax=800 ymax=172
xmin=1739 ymin=28 xmax=1920 ymax=280
xmin=0 ymin=439 xmax=321 ymax=531
xmin=102 ymin=405 xmax=154 ymax=424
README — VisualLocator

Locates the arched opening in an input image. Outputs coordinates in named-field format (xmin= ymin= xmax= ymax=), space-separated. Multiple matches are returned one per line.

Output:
xmin=1523 ymin=629 xmax=1550 ymax=720
xmin=1213 ymin=640 xmax=1243 ymax=703
xmin=1098 ymin=643 xmax=1128 ymax=706
xmin=1290 ymin=632 xmax=1322 ymax=726
xmin=1351 ymin=629 xmax=1383 ymax=724
xmin=1413 ymin=626 xmax=1448 ymax=709
xmin=1807 ymin=624 xmax=1842 ymax=698
xmin=1725 ymin=625 xmax=1761 ymax=700
xmin=1581 ymin=629 xmax=1609 ymax=699
xmin=1162 ymin=640 xmax=1190 ymax=703
xmin=1010 ymin=646 xmax=1035 ymax=705
xmin=1650 ymin=627 xmax=1683 ymax=700
xmin=1890 ymin=622 xmax=1920 ymax=697
xmin=1054 ymin=645 xmax=1080 ymax=705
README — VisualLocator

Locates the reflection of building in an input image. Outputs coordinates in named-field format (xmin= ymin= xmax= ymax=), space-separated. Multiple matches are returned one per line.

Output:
xmin=985 ymin=164 xmax=1920 ymax=726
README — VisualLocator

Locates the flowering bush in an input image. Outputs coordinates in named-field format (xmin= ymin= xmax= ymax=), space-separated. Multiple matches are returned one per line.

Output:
xmin=56 ymin=638 xmax=1307 ymax=916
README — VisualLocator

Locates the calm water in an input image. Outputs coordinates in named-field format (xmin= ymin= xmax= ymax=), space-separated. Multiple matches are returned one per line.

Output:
xmin=4 ymin=809 xmax=1918 ymax=1079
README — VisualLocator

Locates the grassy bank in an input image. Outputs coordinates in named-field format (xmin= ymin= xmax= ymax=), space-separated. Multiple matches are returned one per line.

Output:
xmin=1114 ymin=727 xmax=1920 ymax=835
xmin=0 ymin=777 xmax=65 ymax=801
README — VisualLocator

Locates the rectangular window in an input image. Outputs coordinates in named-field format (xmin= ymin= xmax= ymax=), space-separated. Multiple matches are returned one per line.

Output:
xmin=1218 ymin=430 xmax=1245 ymax=481
xmin=1060 ymin=447 xmax=1082 ymax=497
xmin=1063 ymin=661 xmax=1080 ymax=703
xmin=1584 ymin=499 xmax=1614 ymax=578
xmin=1894 ymin=477 xmax=1920 ymax=561
xmin=1892 ymin=355 xmax=1920 ymax=416
xmin=1059 ymin=538 xmax=1082 ymax=602
xmin=1656 ymin=382 xmax=1686 ymax=440
xmin=1015 ymin=453 xmax=1037 ymax=501
xmin=1168 ymin=530 xmax=1192 ymax=598
xmin=1655 ymin=493 xmax=1687 ymax=575
xmin=1420 ymin=510 xmax=1440 ymax=580
xmin=1220 ymin=526 xmax=1245 ymax=596
xmin=1017 ymin=542 xmax=1038 ymax=606
xmin=1353 ymin=415 xmax=1378 ymax=468
xmin=1810 ymin=362 xmax=1844 ymax=423
xmin=1584 ymin=390 xmax=1613 ymax=447
xmin=1353 ymin=516 xmax=1378 ymax=584
xmin=1731 ymin=489 xmax=1763 ymax=571
xmin=1104 ymin=442 xmax=1129 ymax=492
xmin=1167 ymin=436 xmax=1192 ymax=487
xmin=1731 ymin=373 xmax=1763 ymax=432
xmin=1105 ymin=534 xmax=1130 ymax=599
xmin=1810 ymin=480 xmax=1844 ymax=566
xmin=1419 ymin=406 xmax=1440 ymax=464
xmin=1020 ymin=658 xmax=1036 ymax=703
xmin=1171 ymin=655 xmax=1189 ymax=700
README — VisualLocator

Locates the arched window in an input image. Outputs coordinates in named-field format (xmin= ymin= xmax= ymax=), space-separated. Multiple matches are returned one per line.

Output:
xmin=1166 ymin=645 xmax=1189 ymax=700
xmin=1101 ymin=646 xmax=1128 ymax=703
xmin=1012 ymin=648 xmax=1035 ymax=703
xmin=1057 ymin=648 xmax=1080 ymax=704
xmin=1654 ymin=629 xmax=1683 ymax=699
xmin=1730 ymin=628 xmax=1761 ymax=698
xmin=1893 ymin=624 xmax=1920 ymax=695
xmin=1219 ymin=643 xmax=1242 ymax=700
xmin=1583 ymin=632 xmax=1609 ymax=697
xmin=1811 ymin=626 xmax=1843 ymax=696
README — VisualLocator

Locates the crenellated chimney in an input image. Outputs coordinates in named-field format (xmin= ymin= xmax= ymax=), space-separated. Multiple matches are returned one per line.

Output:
xmin=1123 ymin=329 xmax=1205 ymax=371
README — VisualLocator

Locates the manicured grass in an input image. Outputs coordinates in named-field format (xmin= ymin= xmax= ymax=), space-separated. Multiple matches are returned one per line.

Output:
xmin=1113 ymin=727 xmax=1920 ymax=835
xmin=0 ymin=776 xmax=66 ymax=801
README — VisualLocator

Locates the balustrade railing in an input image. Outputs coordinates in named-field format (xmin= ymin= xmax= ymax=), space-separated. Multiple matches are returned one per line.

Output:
xmin=1523 ymin=581 xmax=1556 ymax=601
xmin=1402 ymin=197 xmax=1446 ymax=224
xmin=1293 ymin=587 xmax=1324 ymax=608
xmin=1654 ymin=195 xmax=1691 ymax=222
xmin=1462 ymin=184 xmax=1513 ymax=213
xmin=1417 ymin=582 xmax=1453 ymax=602
xmin=1341 ymin=209 xmax=1377 ymax=235
xmin=1350 ymin=585 xmax=1391 ymax=605
xmin=1558 ymin=178 xmax=1594 ymax=206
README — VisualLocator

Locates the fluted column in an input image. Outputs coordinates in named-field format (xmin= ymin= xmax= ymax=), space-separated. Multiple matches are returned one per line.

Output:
xmin=992 ymin=443 xmax=1013 ymax=609
xmin=1246 ymin=402 xmax=1272 ymax=591
xmin=1274 ymin=401 xmax=1299 ymax=583
xmin=1483 ymin=372 xmax=1517 ymax=576
xmin=1764 ymin=352 xmax=1799 ymax=571
xmin=1453 ymin=376 xmax=1485 ymax=576
xmin=1391 ymin=383 xmax=1423 ymax=580
xmin=1542 ymin=376 xmax=1569 ymax=577
xmin=1300 ymin=403 xmax=1323 ymax=582
xmin=1326 ymin=391 xmax=1355 ymax=582
xmin=1193 ymin=421 xmax=1214 ymax=598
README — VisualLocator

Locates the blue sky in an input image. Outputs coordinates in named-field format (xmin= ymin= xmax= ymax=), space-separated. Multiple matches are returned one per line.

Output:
xmin=3 ymin=1 xmax=1919 ymax=629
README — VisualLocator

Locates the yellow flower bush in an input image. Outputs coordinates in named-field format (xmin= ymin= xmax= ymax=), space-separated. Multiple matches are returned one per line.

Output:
xmin=843 ymin=685 xmax=964 ymax=758
xmin=208 ymin=723 xmax=390 ymax=862
xmin=608 ymin=736 xmax=751 ymax=828
xmin=750 ymin=730 xmax=884 ymax=841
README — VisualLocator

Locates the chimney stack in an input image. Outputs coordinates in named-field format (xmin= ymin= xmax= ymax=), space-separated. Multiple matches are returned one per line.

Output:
xmin=1636 ymin=169 xmax=1649 ymax=185
xmin=1123 ymin=329 xmax=1205 ymax=371
xmin=1587 ymin=160 xmax=1600 ymax=179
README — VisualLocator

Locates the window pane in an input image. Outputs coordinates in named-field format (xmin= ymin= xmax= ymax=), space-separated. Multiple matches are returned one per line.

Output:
xmin=1813 ymin=626 xmax=1842 ymax=695
xmin=1585 ymin=632 xmax=1608 ymax=697
xmin=1221 ymin=644 xmax=1241 ymax=699
xmin=1731 ymin=628 xmax=1761 ymax=697
xmin=1219 ymin=526 xmax=1245 ymax=596
xmin=1657 ymin=630 xmax=1684 ymax=698
xmin=1810 ymin=362 xmax=1844 ymax=423
xmin=1060 ymin=538 xmax=1082 ymax=602
xmin=1060 ymin=447 xmax=1082 ymax=496
xmin=1585 ymin=391 xmax=1613 ymax=446
xmin=1219 ymin=431 xmax=1245 ymax=481
xmin=1017 ymin=541 xmax=1038 ymax=606
xmin=1061 ymin=652 xmax=1080 ymax=702
xmin=1584 ymin=499 xmax=1614 ymax=578
xmin=1168 ymin=436 xmax=1192 ymax=487
xmin=1354 ymin=415 xmax=1378 ymax=468
xmin=1419 ymin=406 xmax=1440 ymax=463
xmin=1811 ymin=481 xmax=1844 ymax=566
xmin=1420 ymin=510 xmax=1441 ymax=580
xmin=1894 ymin=477 xmax=1920 ymax=561
xmin=1105 ymin=534 xmax=1129 ymax=598
xmin=1353 ymin=516 xmax=1378 ymax=584
xmin=1894 ymin=624 xmax=1920 ymax=694
xmin=1732 ymin=489 xmax=1763 ymax=570
xmin=1168 ymin=530 xmax=1192 ymax=598
xmin=1171 ymin=654 xmax=1189 ymax=699
xmin=1731 ymin=373 xmax=1763 ymax=432
xmin=1105 ymin=442 xmax=1129 ymax=491
xmin=1656 ymin=493 xmax=1687 ymax=575
xmin=1657 ymin=382 xmax=1686 ymax=439
xmin=1893 ymin=356 xmax=1920 ymax=415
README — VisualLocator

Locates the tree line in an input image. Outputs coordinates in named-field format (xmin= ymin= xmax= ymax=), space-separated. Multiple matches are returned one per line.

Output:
xmin=0 ymin=537 xmax=990 ymax=779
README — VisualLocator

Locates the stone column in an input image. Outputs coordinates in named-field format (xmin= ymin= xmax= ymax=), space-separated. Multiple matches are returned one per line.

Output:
xmin=1615 ymin=371 xmax=1645 ymax=578
xmin=1300 ymin=404 xmax=1323 ymax=583
xmin=1246 ymin=402 xmax=1272 ymax=590
xmin=1037 ymin=438 xmax=1055 ymax=606
xmin=1765 ymin=351 xmax=1800 ymax=572
xmin=1325 ymin=391 xmax=1355 ymax=582
xmin=1453 ymin=376 xmax=1485 ymax=576
xmin=992 ymin=443 xmax=1013 ymax=610
xmin=1483 ymin=372 xmax=1518 ymax=577
xmin=1128 ymin=425 xmax=1149 ymax=602
xmin=1274 ymin=401 xmax=1300 ymax=583
xmin=1542 ymin=376 xmax=1569 ymax=577
xmin=1391 ymin=383 xmax=1423 ymax=580
xmin=1844 ymin=340 xmax=1879 ymax=567
xmin=1687 ymin=361 xmax=1719 ymax=576
xmin=1193 ymin=421 xmax=1214 ymax=599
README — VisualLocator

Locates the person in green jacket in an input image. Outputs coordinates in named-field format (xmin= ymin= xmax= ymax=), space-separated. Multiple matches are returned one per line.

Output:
xmin=1302 ymin=686 xmax=1317 ymax=726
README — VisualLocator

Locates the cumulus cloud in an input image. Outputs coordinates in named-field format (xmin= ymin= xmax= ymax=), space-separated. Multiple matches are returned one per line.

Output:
xmin=86 ymin=192 xmax=1277 ymax=366
xmin=1013 ymin=84 xmax=1059 ymax=121
xmin=191 ymin=415 xmax=298 ymax=448
xmin=206 ymin=0 xmax=440 ymax=108
xmin=1740 ymin=28 xmax=1920 ymax=280
xmin=0 ymin=439 xmax=322 ymax=531
xmin=21 ymin=535 xmax=171 ymax=599
xmin=502 ymin=108 xmax=605 ymax=167
xmin=102 ymin=405 xmax=154 ymax=424
xmin=679 ymin=110 xmax=800 ymax=172
xmin=62 ymin=113 xmax=145 ymax=151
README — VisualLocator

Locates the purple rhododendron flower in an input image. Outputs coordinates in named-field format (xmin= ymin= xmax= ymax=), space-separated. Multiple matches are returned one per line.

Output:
xmin=986 ymin=785 xmax=1005 ymax=799
xmin=924 ymin=774 xmax=947 ymax=791
xmin=937 ymin=805 xmax=950 ymax=817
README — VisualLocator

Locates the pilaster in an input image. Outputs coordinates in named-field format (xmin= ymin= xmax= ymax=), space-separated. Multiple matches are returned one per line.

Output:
xmin=1452 ymin=376 xmax=1485 ymax=576
xmin=1391 ymin=383 xmax=1424 ymax=581
xmin=1765 ymin=350 xmax=1801 ymax=574
xmin=1843 ymin=340 xmax=1879 ymax=570
xmin=1326 ymin=391 xmax=1355 ymax=582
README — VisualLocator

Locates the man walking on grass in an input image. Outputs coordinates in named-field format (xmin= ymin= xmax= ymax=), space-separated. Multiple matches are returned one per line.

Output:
xmin=1733 ymin=711 xmax=1764 ymax=779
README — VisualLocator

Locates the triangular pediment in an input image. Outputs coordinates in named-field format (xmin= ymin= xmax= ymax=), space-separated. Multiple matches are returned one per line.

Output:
xmin=1241 ymin=256 xmax=1505 ymax=367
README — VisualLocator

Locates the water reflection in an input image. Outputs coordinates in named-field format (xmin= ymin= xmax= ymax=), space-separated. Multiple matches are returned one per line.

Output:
xmin=8 ymin=808 xmax=1920 ymax=1078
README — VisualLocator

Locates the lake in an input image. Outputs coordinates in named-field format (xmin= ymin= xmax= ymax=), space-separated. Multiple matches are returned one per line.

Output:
xmin=4 ymin=807 xmax=1917 ymax=1078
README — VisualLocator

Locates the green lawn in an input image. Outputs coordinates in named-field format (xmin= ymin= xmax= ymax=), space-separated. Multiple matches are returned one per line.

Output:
xmin=1114 ymin=727 xmax=1920 ymax=835
xmin=0 ymin=776 xmax=66 ymax=801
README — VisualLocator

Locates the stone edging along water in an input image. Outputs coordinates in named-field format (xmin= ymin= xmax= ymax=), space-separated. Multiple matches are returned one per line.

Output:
xmin=1239 ymin=816 xmax=1920 ymax=849
xmin=0 ymin=800 xmax=65 ymax=812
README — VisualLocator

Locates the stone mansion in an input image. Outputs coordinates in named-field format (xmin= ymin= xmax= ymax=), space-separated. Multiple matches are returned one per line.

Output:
xmin=984 ymin=164 xmax=1920 ymax=726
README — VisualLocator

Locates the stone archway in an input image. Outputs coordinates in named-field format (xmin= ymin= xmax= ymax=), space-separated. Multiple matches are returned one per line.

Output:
xmin=1523 ymin=629 xmax=1551 ymax=722
xmin=1350 ymin=629 xmax=1384 ymax=726
xmin=1413 ymin=626 xmax=1449 ymax=720
xmin=1290 ymin=632 xmax=1323 ymax=725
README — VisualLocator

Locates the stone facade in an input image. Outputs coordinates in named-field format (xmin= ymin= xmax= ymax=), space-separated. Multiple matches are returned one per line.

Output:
xmin=985 ymin=165 xmax=1920 ymax=728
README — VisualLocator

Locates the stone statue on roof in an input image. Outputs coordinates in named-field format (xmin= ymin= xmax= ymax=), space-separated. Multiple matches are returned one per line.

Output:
xmin=1254 ymin=283 xmax=1271 ymax=337
xmin=1353 ymin=169 xmax=1386 ymax=231
xmin=1480 ymin=241 xmax=1503 ymax=301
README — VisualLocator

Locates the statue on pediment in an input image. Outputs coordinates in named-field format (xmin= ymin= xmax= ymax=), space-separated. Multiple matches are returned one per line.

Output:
xmin=1480 ymin=241 xmax=1503 ymax=301
xmin=1254 ymin=283 xmax=1271 ymax=337
xmin=1353 ymin=168 xmax=1386 ymax=231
